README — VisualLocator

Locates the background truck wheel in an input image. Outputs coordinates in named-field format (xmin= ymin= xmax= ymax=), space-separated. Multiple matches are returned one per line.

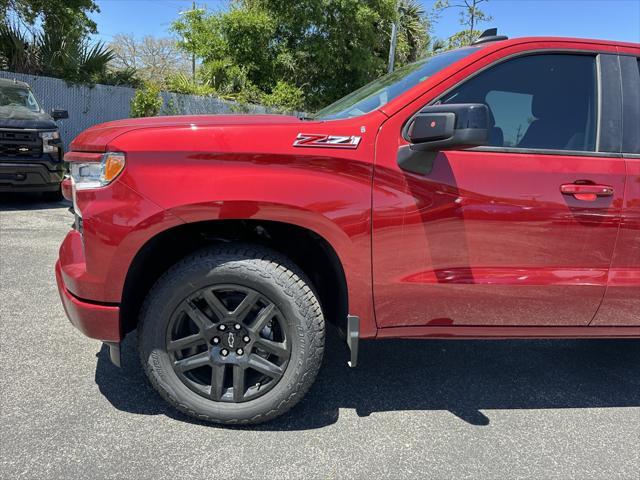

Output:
xmin=138 ymin=244 xmax=325 ymax=425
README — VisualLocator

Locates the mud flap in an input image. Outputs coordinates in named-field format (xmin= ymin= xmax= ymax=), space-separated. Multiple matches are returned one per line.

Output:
xmin=105 ymin=341 xmax=121 ymax=367
xmin=346 ymin=315 xmax=359 ymax=368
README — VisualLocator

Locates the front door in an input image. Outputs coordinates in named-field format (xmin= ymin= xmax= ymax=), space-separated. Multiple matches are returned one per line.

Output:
xmin=372 ymin=52 xmax=625 ymax=328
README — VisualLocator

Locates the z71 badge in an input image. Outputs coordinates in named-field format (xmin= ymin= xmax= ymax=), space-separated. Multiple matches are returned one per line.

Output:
xmin=293 ymin=133 xmax=361 ymax=149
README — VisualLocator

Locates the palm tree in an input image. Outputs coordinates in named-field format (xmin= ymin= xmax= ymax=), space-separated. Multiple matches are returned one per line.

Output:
xmin=0 ymin=22 xmax=116 ymax=84
xmin=395 ymin=0 xmax=431 ymax=65
xmin=399 ymin=0 xmax=428 ymax=58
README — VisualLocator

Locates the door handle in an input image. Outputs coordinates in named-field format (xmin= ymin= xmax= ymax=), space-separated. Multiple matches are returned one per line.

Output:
xmin=560 ymin=183 xmax=614 ymax=202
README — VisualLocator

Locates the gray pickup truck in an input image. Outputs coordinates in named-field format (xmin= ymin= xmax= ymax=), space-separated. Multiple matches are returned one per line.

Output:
xmin=0 ymin=78 xmax=68 ymax=200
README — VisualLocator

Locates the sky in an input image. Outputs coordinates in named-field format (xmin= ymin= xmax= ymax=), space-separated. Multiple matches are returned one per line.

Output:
xmin=91 ymin=0 xmax=640 ymax=44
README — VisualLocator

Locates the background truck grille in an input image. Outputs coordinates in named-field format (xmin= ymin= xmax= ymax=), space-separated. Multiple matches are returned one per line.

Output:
xmin=0 ymin=130 xmax=43 ymax=158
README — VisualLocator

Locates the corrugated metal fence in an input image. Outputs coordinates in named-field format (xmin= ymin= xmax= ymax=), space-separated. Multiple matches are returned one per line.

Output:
xmin=0 ymin=71 xmax=273 ymax=149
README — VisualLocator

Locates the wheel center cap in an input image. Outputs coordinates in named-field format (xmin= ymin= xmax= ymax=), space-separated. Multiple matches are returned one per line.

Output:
xmin=213 ymin=323 xmax=250 ymax=352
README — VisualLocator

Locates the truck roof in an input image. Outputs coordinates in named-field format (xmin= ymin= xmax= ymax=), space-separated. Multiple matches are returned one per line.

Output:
xmin=0 ymin=78 xmax=31 ymax=89
xmin=476 ymin=35 xmax=639 ymax=49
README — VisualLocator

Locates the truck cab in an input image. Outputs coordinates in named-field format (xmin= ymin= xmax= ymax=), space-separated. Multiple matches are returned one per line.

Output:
xmin=0 ymin=78 xmax=68 ymax=200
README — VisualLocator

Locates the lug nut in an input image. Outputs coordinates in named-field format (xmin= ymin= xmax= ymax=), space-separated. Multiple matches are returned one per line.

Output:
xmin=243 ymin=335 xmax=250 ymax=343
xmin=212 ymin=337 xmax=220 ymax=344
xmin=236 ymin=348 xmax=244 ymax=355
xmin=219 ymin=324 xmax=226 ymax=331
xmin=220 ymin=348 xmax=228 ymax=356
xmin=234 ymin=323 xmax=241 ymax=330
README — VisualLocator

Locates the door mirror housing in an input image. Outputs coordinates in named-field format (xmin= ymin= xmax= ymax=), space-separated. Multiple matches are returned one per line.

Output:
xmin=406 ymin=103 xmax=490 ymax=151
xmin=51 ymin=109 xmax=69 ymax=120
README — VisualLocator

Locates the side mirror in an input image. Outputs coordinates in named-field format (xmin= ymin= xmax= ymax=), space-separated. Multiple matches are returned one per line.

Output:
xmin=51 ymin=109 xmax=69 ymax=120
xmin=406 ymin=103 xmax=489 ymax=151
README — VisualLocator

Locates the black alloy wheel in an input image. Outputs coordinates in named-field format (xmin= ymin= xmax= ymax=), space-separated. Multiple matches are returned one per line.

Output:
xmin=167 ymin=284 xmax=291 ymax=403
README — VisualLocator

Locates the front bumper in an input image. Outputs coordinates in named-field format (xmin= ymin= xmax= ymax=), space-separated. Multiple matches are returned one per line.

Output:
xmin=54 ymin=172 xmax=183 ymax=349
xmin=0 ymin=159 xmax=64 ymax=192
xmin=55 ymin=260 xmax=121 ymax=342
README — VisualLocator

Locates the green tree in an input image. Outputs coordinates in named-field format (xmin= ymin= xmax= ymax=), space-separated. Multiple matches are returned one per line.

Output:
xmin=434 ymin=0 xmax=492 ymax=47
xmin=172 ymin=0 xmax=431 ymax=111
xmin=1 ymin=0 xmax=99 ymax=40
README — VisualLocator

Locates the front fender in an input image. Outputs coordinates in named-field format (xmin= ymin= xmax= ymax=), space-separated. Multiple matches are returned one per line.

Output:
xmin=105 ymin=119 xmax=378 ymax=336
xmin=109 ymin=131 xmax=377 ymax=336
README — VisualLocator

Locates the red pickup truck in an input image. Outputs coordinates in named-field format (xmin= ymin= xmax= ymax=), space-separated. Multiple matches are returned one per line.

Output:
xmin=56 ymin=32 xmax=640 ymax=424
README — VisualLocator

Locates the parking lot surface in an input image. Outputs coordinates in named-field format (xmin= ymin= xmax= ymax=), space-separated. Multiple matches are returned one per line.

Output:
xmin=1 ymin=194 xmax=639 ymax=479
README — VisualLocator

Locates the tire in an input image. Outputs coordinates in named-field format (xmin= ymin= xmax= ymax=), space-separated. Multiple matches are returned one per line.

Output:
xmin=42 ymin=185 xmax=63 ymax=202
xmin=138 ymin=244 xmax=325 ymax=425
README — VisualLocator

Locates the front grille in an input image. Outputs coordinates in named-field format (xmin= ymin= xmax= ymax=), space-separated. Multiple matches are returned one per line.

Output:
xmin=0 ymin=130 xmax=43 ymax=158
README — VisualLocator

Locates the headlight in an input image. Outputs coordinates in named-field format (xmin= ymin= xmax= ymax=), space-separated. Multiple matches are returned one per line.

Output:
xmin=39 ymin=130 xmax=60 ymax=153
xmin=70 ymin=152 xmax=126 ymax=190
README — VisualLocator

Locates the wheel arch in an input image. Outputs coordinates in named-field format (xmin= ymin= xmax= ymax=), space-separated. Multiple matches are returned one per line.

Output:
xmin=119 ymin=217 xmax=352 ymax=338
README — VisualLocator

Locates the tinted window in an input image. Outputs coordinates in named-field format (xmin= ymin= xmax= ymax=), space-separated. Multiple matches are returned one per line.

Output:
xmin=0 ymin=86 xmax=41 ymax=112
xmin=441 ymin=54 xmax=598 ymax=152
xmin=621 ymin=57 xmax=640 ymax=153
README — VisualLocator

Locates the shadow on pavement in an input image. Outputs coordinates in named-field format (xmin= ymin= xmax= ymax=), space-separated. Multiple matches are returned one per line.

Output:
xmin=0 ymin=192 xmax=70 ymax=211
xmin=95 ymin=327 xmax=640 ymax=430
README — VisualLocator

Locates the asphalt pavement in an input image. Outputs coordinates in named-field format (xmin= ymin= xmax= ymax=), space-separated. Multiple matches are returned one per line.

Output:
xmin=1 ymin=193 xmax=639 ymax=479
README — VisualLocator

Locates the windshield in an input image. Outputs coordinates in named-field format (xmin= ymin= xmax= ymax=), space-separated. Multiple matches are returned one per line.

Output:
xmin=314 ymin=47 xmax=481 ymax=120
xmin=0 ymin=85 xmax=41 ymax=112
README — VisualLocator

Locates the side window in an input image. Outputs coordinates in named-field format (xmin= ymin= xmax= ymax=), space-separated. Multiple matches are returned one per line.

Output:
xmin=484 ymin=90 xmax=533 ymax=147
xmin=441 ymin=54 xmax=598 ymax=152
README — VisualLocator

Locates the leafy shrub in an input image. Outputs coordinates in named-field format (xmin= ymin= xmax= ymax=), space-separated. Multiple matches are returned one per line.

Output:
xmin=262 ymin=81 xmax=305 ymax=113
xmin=199 ymin=60 xmax=249 ymax=95
xmin=165 ymin=72 xmax=215 ymax=96
xmin=98 ymin=67 xmax=142 ymax=88
xmin=130 ymin=82 xmax=163 ymax=117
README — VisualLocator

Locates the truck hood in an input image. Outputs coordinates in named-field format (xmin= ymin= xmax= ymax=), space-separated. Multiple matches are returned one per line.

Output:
xmin=0 ymin=106 xmax=57 ymax=130
xmin=70 ymin=114 xmax=305 ymax=152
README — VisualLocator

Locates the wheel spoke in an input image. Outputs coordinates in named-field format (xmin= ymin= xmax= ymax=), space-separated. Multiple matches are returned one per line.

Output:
xmin=255 ymin=338 xmax=289 ymax=358
xmin=247 ymin=354 xmax=284 ymax=379
xmin=232 ymin=365 xmax=245 ymax=401
xmin=232 ymin=291 xmax=259 ymax=322
xmin=248 ymin=303 xmax=275 ymax=334
xmin=174 ymin=351 xmax=210 ymax=372
xmin=210 ymin=364 xmax=226 ymax=400
xmin=202 ymin=290 xmax=230 ymax=322
xmin=184 ymin=303 xmax=215 ymax=331
xmin=167 ymin=333 xmax=204 ymax=352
